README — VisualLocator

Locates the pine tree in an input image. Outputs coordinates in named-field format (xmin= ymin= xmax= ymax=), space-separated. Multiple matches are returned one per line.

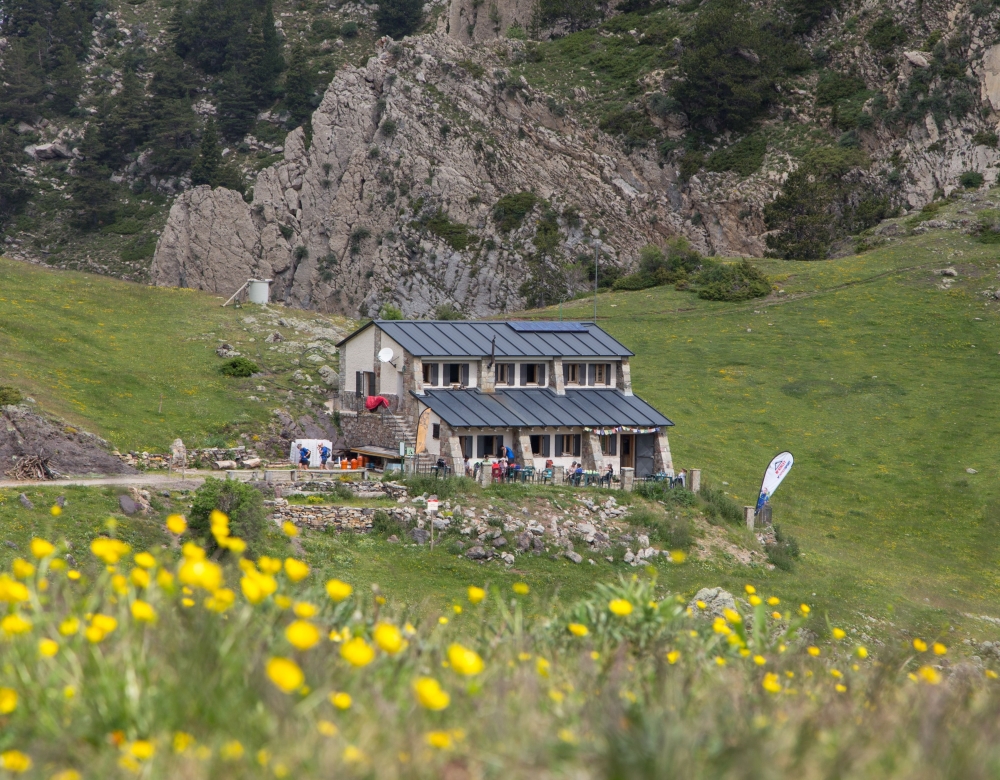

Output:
xmin=283 ymin=42 xmax=314 ymax=127
xmin=148 ymin=51 xmax=200 ymax=175
xmin=191 ymin=118 xmax=223 ymax=186
xmin=256 ymin=0 xmax=285 ymax=102
xmin=0 ymin=124 xmax=34 ymax=235
xmin=101 ymin=69 xmax=148 ymax=164
xmin=218 ymin=69 xmax=257 ymax=142
xmin=375 ymin=0 xmax=424 ymax=39
xmin=48 ymin=44 xmax=82 ymax=115
xmin=70 ymin=124 xmax=119 ymax=230
xmin=0 ymin=38 xmax=46 ymax=123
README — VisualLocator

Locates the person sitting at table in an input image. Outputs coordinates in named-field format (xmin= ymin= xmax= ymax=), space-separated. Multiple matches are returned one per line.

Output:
xmin=436 ymin=457 xmax=448 ymax=475
xmin=573 ymin=463 xmax=584 ymax=485
xmin=464 ymin=457 xmax=472 ymax=477
xmin=545 ymin=458 xmax=554 ymax=470
xmin=672 ymin=469 xmax=687 ymax=489
xmin=600 ymin=463 xmax=614 ymax=487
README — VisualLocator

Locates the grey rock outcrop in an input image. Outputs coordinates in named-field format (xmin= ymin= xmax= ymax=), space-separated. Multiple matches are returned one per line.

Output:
xmin=152 ymin=34 xmax=766 ymax=318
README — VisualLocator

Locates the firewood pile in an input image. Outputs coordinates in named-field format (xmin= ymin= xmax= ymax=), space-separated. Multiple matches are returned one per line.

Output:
xmin=4 ymin=455 xmax=58 ymax=481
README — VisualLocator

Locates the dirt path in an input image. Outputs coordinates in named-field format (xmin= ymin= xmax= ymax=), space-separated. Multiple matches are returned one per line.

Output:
xmin=0 ymin=472 xmax=213 ymax=490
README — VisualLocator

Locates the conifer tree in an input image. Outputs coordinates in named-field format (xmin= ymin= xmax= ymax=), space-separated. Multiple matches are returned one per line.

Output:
xmin=375 ymin=0 xmax=424 ymax=39
xmin=192 ymin=119 xmax=223 ymax=186
xmin=218 ymin=69 xmax=257 ymax=142
xmin=0 ymin=124 xmax=33 ymax=235
xmin=283 ymin=42 xmax=314 ymax=127
xmin=70 ymin=124 xmax=119 ymax=230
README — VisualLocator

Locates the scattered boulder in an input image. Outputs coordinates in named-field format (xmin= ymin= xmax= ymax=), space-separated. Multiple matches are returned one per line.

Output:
xmin=387 ymin=534 xmax=399 ymax=543
xmin=18 ymin=493 xmax=33 ymax=509
xmin=216 ymin=344 xmax=240 ymax=358
xmin=934 ymin=267 xmax=958 ymax=277
xmin=564 ymin=550 xmax=583 ymax=564
xmin=516 ymin=531 xmax=532 ymax=551
xmin=264 ymin=332 xmax=284 ymax=343
xmin=492 ymin=536 xmax=507 ymax=548
xmin=689 ymin=587 xmax=737 ymax=619
xmin=903 ymin=51 xmax=930 ymax=68
xmin=213 ymin=460 xmax=238 ymax=470
xmin=409 ymin=527 xmax=431 ymax=545
xmin=118 ymin=494 xmax=138 ymax=515
xmin=465 ymin=545 xmax=488 ymax=560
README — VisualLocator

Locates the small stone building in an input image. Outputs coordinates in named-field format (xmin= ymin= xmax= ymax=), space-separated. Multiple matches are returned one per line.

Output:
xmin=334 ymin=320 xmax=673 ymax=477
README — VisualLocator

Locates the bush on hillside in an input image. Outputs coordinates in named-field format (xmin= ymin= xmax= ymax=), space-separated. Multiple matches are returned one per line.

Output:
xmin=766 ymin=523 xmax=801 ymax=570
xmin=375 ymin=0 xmax=424 ymax=39
xmin=705 ymin=134 xmax=768 ymax=176
xmin=613 ymin=239 xmax=706 ymax=291
xmin=696 ymin=260 xmax=771 ymax=301
xmin=188 ymin=477 xmax=267 ymax=556
xmin=219 ymin=357 xmax=259 ymax=377
xmin=340 ymin=21 xmax=359 ymax=38
xmin=960 ymin=171 xmax=985 ymax=189
xmin=0 ymin=385 xmax=23 ymax=406
xmin=699 ymin=484 xmax=743 ymax=525
xmin=492 ymin=192 xmax=539 ymax=232
xmin=972 ymin=209 xmax=1000 ymax=244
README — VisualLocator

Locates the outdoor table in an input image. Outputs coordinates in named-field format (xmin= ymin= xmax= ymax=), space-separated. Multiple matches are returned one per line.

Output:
xmin=583 ymin=471 xmax=599 ymax=486
xmin=431 ymin=465 xmax=451 ymax=478
xmin=519 ymin=467 xmax=535 ymax=483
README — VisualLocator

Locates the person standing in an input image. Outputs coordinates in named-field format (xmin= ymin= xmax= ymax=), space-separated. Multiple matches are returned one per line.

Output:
xmin=298 ymin=445 xmax=311 ymax=471
xmin=320 ymin=444 xmax=331 ymax=470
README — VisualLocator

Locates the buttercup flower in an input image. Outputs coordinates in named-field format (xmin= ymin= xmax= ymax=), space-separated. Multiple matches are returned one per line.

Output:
xmin=832 ymin=628 xmax=846 ymax=640
xmin=284 ymin=558 xmax=309 ymax=582
xmin=913 ymin=639 xmax=928 ymax=653
xmin=340 ymin=637 xmax=375 ymax=667
xmin=286 ymin=620 xmax=321 ymax=651
xmin=468 ymin=586 xmax=486 ymax=604
xmin=512 ymin=582 xmax=530 ymax=595
xmin=267 ymin=657 xmax=305 ymax=693
xmin=131 ymin=600 xmax=157 ymax=623
xmin=568 ymin=623 xmax=589 ymax=637
xmin=134 ymin=552 xmax=156 ymax=569
xmin=762 ymin=673 xmax=782 ymax=694
xmin=326 ymin=579 xmax=353 ymax=602
xmin=1 ymin=614 xmax=32 ymax=635
xmin=50 ymin=505 xmax=62 ymax=517
xmin=38 ymin=638 xmax=59 ymax=657
xmin=130 ymin=568 xmax=150 ymax=589
xmin=374 ymin=623 xmax=404 ymax=654
xmin=0 ymin=750 xmax=31 ymax=773
xmin=609 ymin=599 xmax=633 ymax=616
xmin=91 ymin=538 xmax=130 ymax=565
xmin=282 ymin=521 xmax=299 ymax=537
xmin=59 ymin=617 xmax=80 ymax=636
xmin=173 ymin=733 xmax=195 ymax=753
xmin=413 ymin=677 xmax=450 ymax=710
xmin=30 ymin=538 xmax=55 ymax=559
xmin=933 ymin=642 xmax=947 ymax=656
xmin=293 ymin=602 xmax=318 ymax=618
xmin=330 ymin=692 xmax=352 ymax=710
xmin=179 ymin=559 xmax=223 ymax=592
xmin=666 ymin=651 xmax=680 ymax=664
xmin=447 ymin=643 xmax=484 ymax=676
xmin=166 ymin=514 xmax=187 ymax=535
xmin=0 ymin=687 xmax=17 ymax=714
xmin=205 ymin=588 xmax=236 ymax=613
xmin=11 ymin=560 xmax=34 ymax=580
xmin=426 ymin=730 xmax=453 ymax=749
xmin=129 ymin=741 xmax=155 ymax=760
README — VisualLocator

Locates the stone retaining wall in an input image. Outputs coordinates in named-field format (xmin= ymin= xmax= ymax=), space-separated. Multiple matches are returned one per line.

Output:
xmin=271 ymin=505 xmax=411 ymax=533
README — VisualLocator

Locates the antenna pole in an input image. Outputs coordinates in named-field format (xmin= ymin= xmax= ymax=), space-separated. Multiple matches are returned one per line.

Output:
xmin=594 ymin=242 xmax=599 ymax=322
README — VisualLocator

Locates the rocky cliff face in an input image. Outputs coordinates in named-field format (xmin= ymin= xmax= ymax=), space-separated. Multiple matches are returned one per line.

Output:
xmin=151 ymin=34 xmax=766 ymax=317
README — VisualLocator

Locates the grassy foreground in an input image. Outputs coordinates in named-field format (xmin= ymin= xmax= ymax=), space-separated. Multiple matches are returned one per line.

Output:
xmin=0 ymin=502 xmax=996 ymax=779
xmin=543 ymin=217 xmax=1000 ymax=636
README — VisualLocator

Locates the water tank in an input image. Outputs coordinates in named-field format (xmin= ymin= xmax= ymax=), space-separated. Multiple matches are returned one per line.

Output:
xmin=247 ymin=279 xmax=271 ymax=305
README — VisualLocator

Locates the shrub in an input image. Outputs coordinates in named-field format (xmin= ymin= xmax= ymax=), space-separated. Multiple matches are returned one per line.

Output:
xmin=699 ymin=484 xmax=744 ymax=525
xmin=372 ymin=509 xmax=406 ymax=538
xmin=612 ymin=273 xmax=660 ymax=292
xmin=379 ymin=303 xmax=404 ymax=320
xmin=422 ymin=210 xmax=475 ymax=250
xmin=399 ymin=475 xmax=477 ymax=498
xmin=960 ymin=171 xmax=985 ymax=189
xmin=188 ymin=477 xmax=267 ymax=555
xmin=0 ymin=385 xmax=23 ymax=406
xmin=973 ymin=209 xmax=1000 ymax=244
xmin=220 ymin=357 xmax=259 ymax=377
xmin=973 ymin=131 xmax=999 ymax=148
xmin=815 ymin=72 xmax=867 ymax=106
xmin=380 ymin=118 xmax=398 ymax=137
xmin=599 ymin=109 xmax=658 ymax=151
xmin=696 ymin=260 xmax=771 ymax=301
xmin=647 ymin=92 xmax=677 ymax=118
xmin=705 ymin=134 xmax=767 ymax=177
xmin=766 ymin=523 xmax=801 ymax=570
xmin=492 ymin=192 xmax=539 ymax=232
xmin=866 ymin=16 xmax=907 ymax=51
xmin=340 ymin=21 xmax=359 ymax=37
xmin=434 ymin=303 xmax=464 ymax=320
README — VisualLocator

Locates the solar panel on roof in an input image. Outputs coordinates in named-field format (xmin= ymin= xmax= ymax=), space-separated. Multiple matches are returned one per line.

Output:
xmin=508 ymin=321 xmax=589 ymax=333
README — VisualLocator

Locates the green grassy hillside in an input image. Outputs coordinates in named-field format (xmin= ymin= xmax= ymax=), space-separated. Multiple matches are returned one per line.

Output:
xmin=0 ymin=258 xmax=347 ymax=451
xmin=545 ymin=212 xmax=1000 ymax=635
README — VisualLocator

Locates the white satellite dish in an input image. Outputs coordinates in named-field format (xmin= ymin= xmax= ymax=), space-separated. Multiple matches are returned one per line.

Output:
xmin=377 ymin=347 xmax=394 ymax=363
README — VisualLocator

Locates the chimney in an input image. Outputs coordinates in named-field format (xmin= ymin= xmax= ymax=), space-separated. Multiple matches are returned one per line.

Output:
xmin=479 ymin=358 xmax=496 ymax=393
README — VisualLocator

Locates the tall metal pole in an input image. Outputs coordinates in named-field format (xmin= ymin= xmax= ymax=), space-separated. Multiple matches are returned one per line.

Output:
xmin=594 ymin=242 xmax=599 ymax=322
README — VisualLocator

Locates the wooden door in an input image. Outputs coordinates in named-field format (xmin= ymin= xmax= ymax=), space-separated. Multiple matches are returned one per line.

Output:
xmin=620 ymin=434 xmax=634 ymax=468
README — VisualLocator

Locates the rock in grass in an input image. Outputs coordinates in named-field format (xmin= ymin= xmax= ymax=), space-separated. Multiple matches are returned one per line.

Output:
xmin=18 ymin=493 xmax=33 ymax=509
xmin=564 ymin=550 xmax=583 ymax=564
xmin=409 ymin=528 xmax=430 ymax=545
xmin=689 ymin=587 xmax=737 ymax=619
xmin=465 ymin=545 xmax=487 ymax=560
xmin=118 ymin=495 xmax=138 ymax=515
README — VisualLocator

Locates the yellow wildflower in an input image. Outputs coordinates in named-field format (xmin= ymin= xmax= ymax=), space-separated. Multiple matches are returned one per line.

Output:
xmin=58 ymin=617 xmax=80 ymax=636
xmin=86 ymin=614 xmax=117 ymax=643
xmin=330 ymin=692 xmax=352 ymax=710
xmin=275 ymin=595 xmax=292 ymax=610
xmin=835 ymin=683 xmax=847 ymax=692
xmin=807 ymin=646 xmax=820 ymax=657
xmin=342 ymin=746 xmax=365 ymax=763
xmin=512 ymin=582 xmax=530 ymax=595
xmin=749 ymin=595 xmax=762 ymax=606
xmin=326 ymin=579 xmax=353 ymax=602
xmin=767 ymin=597 xmax=780 ymax=606
xmin=753 ymin=655 xmax=766 ymax=666
xmin=670 ymin=549 xmax=687 ymax=563
xmin=293 ymin=602 xmax=318 ymax=618
xmin=467 ymin=586 xmax=486 ymax=604
xmin=413 ymin=677 xmax=450 ymax=710
xmin=744 ymin=584 xmax=756 ymax=595
xmin=696 ymin=600 xmax=707 ymax=609
xmin=220 ymin=740 xmax=244 ymax=760
xmin=51 ymin=771 xmax=81 ymax=780
xmin=913 ymin=638 xmax=928 ymax=652
xmin=558 ymin=728 xmax=578 ymax=744
xmin=340 ymin=636 xmax=375 ymax=667
xmin=11 ymin=560 xmax=34 ymax=580
xmin=257 ymin=556 xmax=281 ymax=574
xmin=447 ymin=643 xmax=484 ymax=676
xmin=856 ymin=646 xmax=868 ymax=659
xmin=282 ymin=521 xmax=299 ymax=537
xmin=166 ymin=514 xmax=187 ymax=534
xmin=986 ymin=670 xmax=999 ymax=679
xmin=267 ymin=657 xmax=305 ymax=693
xmin=182 ymin=542 xmax=206 ymax=561
xmin=284 ymin=558 xmax=309 ymax=582
xmin=241 ymin=571 xmax=277 ymax=605
xmin=917 ymin=665 xmax=941 ymax=685
xmin=536 ymin=657 xmax=551 ymax=677
xmin=205 ymin=588 xmax=236 ymax=613
xmin=134 ymin=552 xmax=156 ymax=569
xmin=933 ymin=642 xmax=947 ymax=656
xmin=771 ymin=611 xmax=782 ymax=620
xmin=0 ymin=750 xmax=31 ymax=773
xmin=832 ymin=628 xmax=846 ymax=640
xmin=1 ymin=614 xmax=32 ymax=635
xmin=130 ymin=568 xmax=150 ymax=589
xmin=723 ymin=608 xmax=742 ymax=624
xmin=179 ymin=559 xmax=223 ymax=592
xmin=568 ymin=623 xmax=589 ymax=637
xmin=799 ymin=604 xmax=810 ymax=615
xmin=666 ymin=650 xmax=680 ymax=665
xmin=286 ymin=620 xmax=321 ymax=651
xmin=715 ymin=657 xmax=727 ymax=667
xmin=91 ymin=538 xmax=130 ymax=565
xmin=50 ymin=505 xmax=62 ymax=517
xmin=129 ymin=741 xmax=155 ymax=760
xmin=374 ymin=623 xmax=404 ymax=654
xmin=608 ymin=599 xmax=633 ymax=616
xmin=111 ymin=574 xmax=128 ymax=595
xmin=156 ymin=570 xmax=174 ymax=590
xmin=318 ymin=720 xmax=338 ymax=737
xmin=38 ymin=638 xmax=59 ymax=657
xmin=131 ymin=600 xmax=157 ymax=623
xmin=67 ymin=570 xmax=81 ymax=581
xmin=173 ymin=732 xmax=195 ymax=753
xmin=30 ymin=538 xmax=55 ymax=559
xmin=426 ymin=731 xmax=453 ymax=749
xmin=762 ymin=673 xmax=781 ymax=694
xmin=0 ymin=688 xmax=16 ymax=713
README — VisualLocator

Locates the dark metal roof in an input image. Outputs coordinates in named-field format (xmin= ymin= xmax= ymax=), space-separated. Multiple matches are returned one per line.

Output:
xmin=415 ymin=388 xmax=673 ymax=429
xmin=337 ymin=320 xmax=634 ymax=358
